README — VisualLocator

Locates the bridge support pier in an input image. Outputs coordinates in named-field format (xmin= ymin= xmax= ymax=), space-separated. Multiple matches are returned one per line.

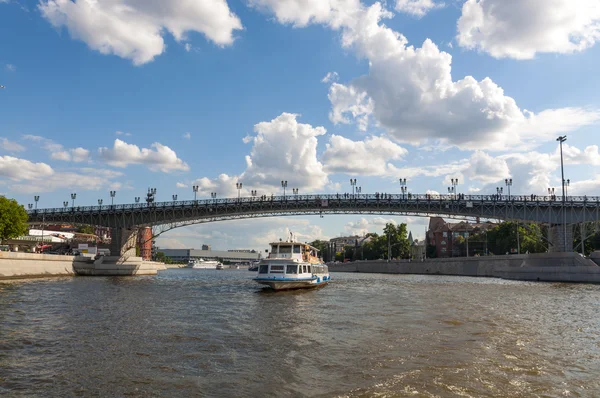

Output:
xmin=110 ymin=227 xmax=138 ymax=258
xmin=548 ymin=224 xmax=573 ymax=253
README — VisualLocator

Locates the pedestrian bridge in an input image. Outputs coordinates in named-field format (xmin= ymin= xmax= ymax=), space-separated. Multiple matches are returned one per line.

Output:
xmin=26 ymin=193 xmax=600 ymax=255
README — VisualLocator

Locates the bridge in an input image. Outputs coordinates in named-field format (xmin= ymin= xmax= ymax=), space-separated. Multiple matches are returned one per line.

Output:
xmin=26 ymin=193 xmax=600 ymax=256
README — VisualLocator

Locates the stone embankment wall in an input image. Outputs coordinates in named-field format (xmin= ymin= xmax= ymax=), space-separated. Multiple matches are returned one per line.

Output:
xmin=0 ymin=252 xmax=80 ymax=279
xmin=329 ymin=252 xmax=600 ymax=283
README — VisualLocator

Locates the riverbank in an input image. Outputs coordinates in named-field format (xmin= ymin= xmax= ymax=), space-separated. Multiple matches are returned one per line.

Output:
xmin=0 ymin=252 xmax=164 ymax=280
xmin=329 ymin=251 xmax=600 ymax=283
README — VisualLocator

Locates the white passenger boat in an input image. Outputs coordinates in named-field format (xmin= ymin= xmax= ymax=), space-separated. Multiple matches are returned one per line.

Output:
xmin=254 ymin=240 xmax=330 ymax=291
xmin=190 ymin=258 xmax=223 ymax=269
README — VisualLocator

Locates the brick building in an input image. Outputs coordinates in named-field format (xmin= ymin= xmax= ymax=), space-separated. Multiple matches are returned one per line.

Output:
xmin=426 ymin=217 xmax=496 ymax=258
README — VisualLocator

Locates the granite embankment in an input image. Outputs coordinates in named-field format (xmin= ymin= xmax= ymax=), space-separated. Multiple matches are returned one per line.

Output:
xmin=329 ymin=252 xmax=600 ymax=283
xmin=0 ymin=252 xmax=166 ymax=280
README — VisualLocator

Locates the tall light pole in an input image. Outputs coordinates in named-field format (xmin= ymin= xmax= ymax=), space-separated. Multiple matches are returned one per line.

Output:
xmin=496 ymin=187 xmax=503 ymax=198
xmin=110 ymin=190 xmax=116 ymax=206
xmin=399 ymin=178 xmax=407 ymax=199
xmin=28 ymin=203 xmax=33 ymax=210
xmin=172 ymin=194 xmax=178 ymax=201
xmin=548 ymin=187 xmax=555 ymax=199
xmin=236 ymin=182 xmax=242 ymax=200
xmin=251 ymin=190 xmax=257 ymax=200
xmin=34 ymin=195 xmax=39 ymax=211
xmin=557 ymin=135 xmax=567 ymax=252
xmin=98 ymin=199 xmax=103 ymax=210
xmin=505 ymin=178 xmax=512 ymax=200
xmin=451 ymin=178 xmax=458 ymax=199
xmin=350 ymin=178 xmax=357 ymax=197
xmin=135 ymin=197 xmax=140 ymax=204
xmin=193 ymin=185 xmax=199 ymax=201
xmin=211 ymin=192 xmax=217 ymax=204
xmin=292 ymin=188 xmax=299 ymax=198
xmin=356 ymin=187 xmax=361 ymax=197
xmin=281 ymin=180 xmax=288 ymax=198
xmin=71 ymin=193 xmax=76 ymax=208
xmin=63 ymin=201 xmax=68 ymax=209
xmin=564 ymin=179 xmax=570 ymax=198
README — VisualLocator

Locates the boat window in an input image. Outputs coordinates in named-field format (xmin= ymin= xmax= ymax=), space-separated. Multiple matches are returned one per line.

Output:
xmin=279 ymin=246 xmax=292 ymax=254
xmin=286 ymin=265 xmax=297 ymax=274
xmin=293 ymin=245 xmax=301 ymax=253
xmin=270 ymin=265 xmax=284 ymax=273
xmin=259 ymin=264 xmax=268 ymax=274
xmin=303 ymin=265 xmax=308 ymax=273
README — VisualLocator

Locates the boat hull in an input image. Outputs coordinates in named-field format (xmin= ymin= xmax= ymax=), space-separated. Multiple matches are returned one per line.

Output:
xmin=254 ymin=277 xmax=329 ymax=291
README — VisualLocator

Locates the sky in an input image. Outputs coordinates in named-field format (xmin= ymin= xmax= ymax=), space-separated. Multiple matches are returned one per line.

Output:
xmin=1 ymin=0 xmax=599 ymax=252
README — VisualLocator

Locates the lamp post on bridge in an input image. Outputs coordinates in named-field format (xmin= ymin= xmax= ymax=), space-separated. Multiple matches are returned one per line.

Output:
xmin=63 ymin=201 xmax=68 ymax=209
xmin=548 ymin=187 xmax=555 ymax=200
xmin=557 ymin=135 xmax=567 ymax=252
xmin=505 ymin=178 xmax=512 ymax=200
xmin=451 ymin=178 xmax=458 ymax=199
xmin=34 ymin=195 xmax=39 ymax=211
xmin=281 ymin=180 xmax=288 ymax=199
xmin=356 ymin=187 xmax=361 ymax=198
xmin=110 ymin=190 xmax=116 ymax=206
xmin=28 ymin=203 xmax=33 ymax=210
xmin=193 ymin=185 xmax=199 ymax=202
xmin=251 ymin=190 xmax=257 ymax=200
xmin=496 ymin=187 xmax=503 ymax=199
xmin=292 ymin=188 xmax=299 ymax=199
xmin=236 ymin=183 xmax=242 ymax=200
xmin=98 ymin=199 xmax=103 ymax=210
xmin=135 ymin=197 xmax=140 ymax=204
xmin=172 ymin=194 xmax=178 ymax=201
xmin=399 ymin=178 xmax=407 ymax=199
xmin=211 ymin=192 xmax=217 ymax=204
xmin=146 ymin=188 xmax=157 ymax=206
xmin=564 ymin=179 xmax=570 ymax=198
xmin=350 ymin=178 xmax=357 ymax=197
xmin=71 ymin=193 xmax=76 ymax=208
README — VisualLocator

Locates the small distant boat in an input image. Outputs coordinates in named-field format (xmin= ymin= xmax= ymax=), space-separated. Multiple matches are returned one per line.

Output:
xmin=190 ymin=258 xmax=223 ymax=269
xmin=253 ymin=239 xmax=330 ymax=291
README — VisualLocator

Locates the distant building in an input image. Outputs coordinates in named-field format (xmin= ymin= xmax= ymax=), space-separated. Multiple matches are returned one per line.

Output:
xmin=201 ymin=244 xmax=211 ymax=251
xmin=137 ymin=227 xmax=152 ymax=260
xmin=159 ymin=249 xmax=261 ymax=263
xmin=329 ymin=235 xmax=367 ymax=253
xmin=427 ymin=217 xmax=496 ymax=258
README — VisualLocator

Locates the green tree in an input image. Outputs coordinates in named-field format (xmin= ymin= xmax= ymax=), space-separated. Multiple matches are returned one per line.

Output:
xmin=309 ymin=239 xmax=330 ymax=261
xmin=77 ymin=225 xmax=96 ymax=235
xmin=0 ymin=197 xmax=28 ymax=241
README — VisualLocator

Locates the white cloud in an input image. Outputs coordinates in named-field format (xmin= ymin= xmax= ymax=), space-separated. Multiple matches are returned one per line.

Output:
xmin=183 ymin=132 xmax=191 ymax=139
xmin=4 ymin=64 xmax=16 ymax=72
xmin=395 ymin=0 xmax=443 ymax=17
xmin=321 ymin=71 xmax=339 ymax=83
xmin=256 ymin=1 xmax=599 ymax=151
xmin=328 ymin=82 xmax=373 ymax=131
xmin=10 ymin=168 xmax=122 ymax=194
xmin=0 ymin=138 xmax=25 ymax=152
xmin=115 ymin=131 xmax=132 ymax=137
xmin=457 ymin=0 xmax=600 ymax=59
xmin=176 ymin=182 xmax=188 ymax=188
xmin=241 ymin=112 xmax=329 ymax=192
xmin=51 ymin=147 xmax=90 ymax=162
xmin=184 ymin=43 xmax=192 ymax=52
xmin=322 ymin=135 xmax=407 ymax=175
xmin=39 ymin=0 xmax=243 ymax=65
xmin=192 ymin=173 xmax=240 ymax=197
xmin=561 ymin=144 xmax=600 ymax=166
xmin=344 ymin=216 xmax=397 ymax=235
xmin=0 ymin=156 xmax=54 ymax=180
xmin=462 ymin=150 xmax=509 ymax=184
xmin=98 ymin=139 xmax=189 ymax=172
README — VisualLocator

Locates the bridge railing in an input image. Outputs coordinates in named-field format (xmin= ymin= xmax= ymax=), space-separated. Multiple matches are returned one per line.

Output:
xmin=25 ymin=193 xmax=600 ymax=215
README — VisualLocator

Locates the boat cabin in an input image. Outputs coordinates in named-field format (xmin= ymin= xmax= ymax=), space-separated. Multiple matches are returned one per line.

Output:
xmin=266 ymin=241 xmax=321 ymax=264
xmin=258 ymin=262 xmax=328 ymax=276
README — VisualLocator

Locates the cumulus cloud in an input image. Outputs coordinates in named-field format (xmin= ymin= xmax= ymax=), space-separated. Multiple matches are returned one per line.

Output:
xmin=254 ymin=1 xmax=599 ymax=151
xmin=395 ymin=0 xmax=443 ymax=17
xmin=344 ymin=216 xmax=397 ymax=235
xmin=321 ymin=71 xmax=339 ymax=83
xmin=0 ymin=156 xmax=54 ymax=180
xmin=176 ymin=182 xmax=188 ymax=188
xmin=10 ymin=168 xmax=124 ymax=194
xmin=322 ymin=135 xmax=407 ymax=175
xmin=39 ymin=0 xmax=243 ymax=65
xmin=457 ymin=0 xmax=600 ymax=59
xmin=98 ymin=139 xmax=189 ymax=172
xmin=242 ymin=112 xmax=329 ymax=191
xmin=0 ymin=138 xmax=25 ymax=152
xmin=192 ymin=173 xmax=240 ymax=198
xmin=51 ymin=147 xmax=90 ymax=162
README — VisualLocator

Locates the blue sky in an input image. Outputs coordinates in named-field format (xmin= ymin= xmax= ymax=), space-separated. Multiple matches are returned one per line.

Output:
xmin=1 ymin=0 xmax=599 ymax=251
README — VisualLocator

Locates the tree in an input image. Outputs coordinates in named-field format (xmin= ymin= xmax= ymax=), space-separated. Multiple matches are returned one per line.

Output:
xmin=78 ymin=225 xmax=96 ymax=235
xmin=0 ymin=197 xmax=28 ymax=241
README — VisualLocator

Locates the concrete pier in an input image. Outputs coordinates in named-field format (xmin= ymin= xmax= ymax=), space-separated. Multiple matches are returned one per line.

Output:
xmin=0 ymin=252 xmax=163 ymax=280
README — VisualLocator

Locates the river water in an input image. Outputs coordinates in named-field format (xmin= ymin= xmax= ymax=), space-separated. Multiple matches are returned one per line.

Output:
xmin=1 ymin=270 xmax=600 ymax=397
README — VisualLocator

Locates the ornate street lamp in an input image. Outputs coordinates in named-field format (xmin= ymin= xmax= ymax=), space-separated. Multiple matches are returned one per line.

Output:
xmin=135 ymin=197 xmax=140 ymax=203
xmin=34 ymin=195 xmax=39 ymax=210
xmin=557 ymin=135 xmax=568 ymax=251
xmin=110 ymin=190 xmax=116 ymax=206
xmin=281 ymin=180 xmax=288 ymax=198
xmin=71 ymin=193 xmax=76 ymax=208
xmin=251 ymin=190 xmax=257 ymax=198
xmin=98 ymin=199 xmax=103 ymax=210
xmin=236 ymin=182 xmax=242 ymax=199
xmin=564 ymin=179 xmax=570 ymax=197
xmin=172 ymin=194 xmax=178 ymax=201
xmin=292 ymin=188 xmax=299 ymax=197
xmin=451 ymin=178 xmax=459 ymax=199
xmin=211 ymin=192 xmax=217 ymax=204
xmin=28 ymin=203 xmax=33 ymax=210
xmin=505 ymin=178 xmax=513 ymax=200
xmin=193 ymin=185 xmax=199 ymax=201
xmin=496 ymin=186 xmax=503 ymax=198
xmin=63 ymin=201 xmax=68 ymax=208
xmin=399 ymin=178 xmax=407 ymax=199
xmin=350 ymin=178 xmax=357 ymax=197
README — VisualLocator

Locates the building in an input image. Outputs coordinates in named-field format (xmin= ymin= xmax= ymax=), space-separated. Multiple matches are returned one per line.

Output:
xmin=329 ymin=236 xmax=364 ymax=253
xmin=159 ymin=248 xmax=261 ymax=263
xmin=427 ymin=217 xmax=496 ymax=258
xmin=137 ymin=227 xmax=152 ymax=260
xmin=201 ymin=244 xmax=211 ymax=251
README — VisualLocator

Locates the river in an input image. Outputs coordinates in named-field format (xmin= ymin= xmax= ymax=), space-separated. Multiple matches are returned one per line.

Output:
xmin=1 ymin=269 xmax=600 ymax=397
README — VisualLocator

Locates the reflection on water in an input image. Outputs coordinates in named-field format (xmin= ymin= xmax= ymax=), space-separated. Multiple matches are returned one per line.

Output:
xmin=2 ymin=270 xmax=600 ymax=397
